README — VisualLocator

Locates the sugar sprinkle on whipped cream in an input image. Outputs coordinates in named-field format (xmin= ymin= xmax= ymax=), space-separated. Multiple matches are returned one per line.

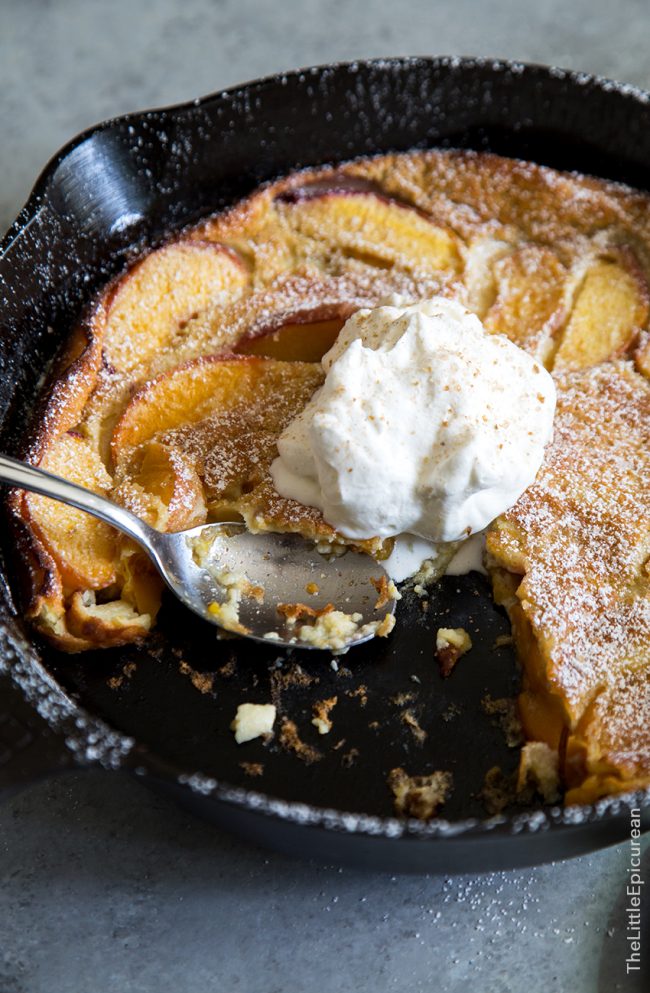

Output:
xmin=271 ymin=296 xmax=556 ymax=546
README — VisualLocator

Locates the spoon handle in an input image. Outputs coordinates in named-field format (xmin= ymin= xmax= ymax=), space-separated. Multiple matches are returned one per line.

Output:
xmin=0 ymin=453 xmax=155 ymax=550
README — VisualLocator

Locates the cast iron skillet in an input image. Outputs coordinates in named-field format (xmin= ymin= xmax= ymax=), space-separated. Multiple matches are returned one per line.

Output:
xmin=0 ymin=57 xmax=648 ymax=873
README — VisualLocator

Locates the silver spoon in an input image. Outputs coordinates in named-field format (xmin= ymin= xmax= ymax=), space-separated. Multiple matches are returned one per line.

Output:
xmin=0 ymin=454 xmax=396 ymax=650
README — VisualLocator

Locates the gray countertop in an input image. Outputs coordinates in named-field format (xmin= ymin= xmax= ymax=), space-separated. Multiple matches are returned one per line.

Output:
xmin=1 ymin=1 xmax=649 ymax=991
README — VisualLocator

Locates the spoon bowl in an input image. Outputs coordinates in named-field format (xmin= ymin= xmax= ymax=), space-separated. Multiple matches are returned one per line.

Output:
xmin=0 ymin=454 xmax=396 ymax=650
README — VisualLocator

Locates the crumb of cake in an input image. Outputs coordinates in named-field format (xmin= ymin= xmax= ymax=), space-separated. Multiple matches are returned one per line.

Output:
xmin=435 ymin=626 xmax=472 ymax=677
xmin=240 ymin=761 xmax=264 ymax=777
xmin=270 ymin=663 xmax=318 ymax=707
xmin=230 ymin=702 xmax=276 ymax=744
xmin=215 ymin=627 xmax=240 ymax=641
xmin=517 ymin=741 xmax=561 ymax=803
xmin=346 ymin=685 xmax=368 ymax=706
xmin=387 ymin=767 xmax=453 ymax=820
xmin=370 ymin=575 xmax=401 ymax=609
xmin=314 ymin=539 xmax=348 ymax=557
xmin=441 ymin=702 xmax=461 ymax=722
xmin=368 ymin=720 xmax=381 ymax=730
xmin=341 ymin=747 xmax=360 ymax=768
xmin=281 ymin=663 xmax=318 ymax=687
xmin=312 ymin=696 xmax=338 ymax=734
xmin=179 ymin=659 xmax=215 ymax=695
xmin=401 ymin=709 xmax=427 ymax=744
xmin=208 ymin=597 xmax=250 ymax=636
xmin=277 ymin=601 xmax=335 ymax=623
xmin=295 ymin=609 xmax=361 ymax=649
xmin=278 ymin=718 xmax=322 ymax=763
xmin=218 ymin=656 xmax=237 ymax=677
xmin=480 ymin=765 xmax=518 ymax=815
xmin=391 ymin=691 xmax=415 ymax=706
xmin=275 ymin=598 xmax=394 ymax=650
xmin=290 ymin=608 xmax=394 ymax=651
xmin=482 ymin=694 xmax=524 ymax=748
xmin=375 ymin=612 xmax=396 ymax=637
xmin=193 ymin=536 xmax=264 ymax=633
xmin=204 ymin=562 xmax=263 ymax=636
xmin=371 ymin=575 xmax=389 ymax=607
xmin=492 ymin=633 xmax=514 ymax=649
xmin=305 ymin=582 xmax=320 ymax=595
xmin=411 ymin=545 xmax=461 ymax=588
xmin=107 ymin=661 xmax=137 ymax=690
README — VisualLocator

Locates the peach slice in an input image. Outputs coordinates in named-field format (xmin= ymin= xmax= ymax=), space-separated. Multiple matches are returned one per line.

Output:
xmin=552 ymin=252 xmax=649 ymax=372
xmin=111 ymin=355 xmax=323 ymax=464
xmin=132 ymin=264 xmax=455 ymax=382
xmin=103 ymin=241 xmax=249 ymax=374
xmin=277 ymin=191 xmax=461 ymax=274
xmin=462 ymin=237 xmax=514 ymax=318
xmin=235 ymin=316 xmax=348 ymax=362
xmin=24 ymin=433 xmax=118 ymax=590
xmin=43 ymin=301 xmax=106 ymax=438
xmin=118 ymin=544 xmax=164 ymax=619
xmin=195 ymin=188 xmax=298 ymax=285
xmin=483 ymin=245 xmax=567 ymax=364
xmin=113 ymin=440 xmax=207 ymax=532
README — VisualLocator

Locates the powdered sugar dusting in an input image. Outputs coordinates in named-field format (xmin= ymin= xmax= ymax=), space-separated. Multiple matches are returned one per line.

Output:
xmin=489 ymin=361 xmax=650 ymax=759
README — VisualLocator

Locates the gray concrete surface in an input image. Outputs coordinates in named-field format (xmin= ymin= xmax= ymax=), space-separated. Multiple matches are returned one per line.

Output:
xmin=1 ymin=1 xmax=650 ymax=990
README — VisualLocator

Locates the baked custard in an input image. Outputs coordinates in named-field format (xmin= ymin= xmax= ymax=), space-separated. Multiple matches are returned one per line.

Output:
xmin=12 ymin=149 xmax=650 ymax=805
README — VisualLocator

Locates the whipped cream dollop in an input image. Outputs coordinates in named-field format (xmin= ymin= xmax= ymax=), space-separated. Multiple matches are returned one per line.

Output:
xmin=270 ymin=297 xmax=556 ymax=544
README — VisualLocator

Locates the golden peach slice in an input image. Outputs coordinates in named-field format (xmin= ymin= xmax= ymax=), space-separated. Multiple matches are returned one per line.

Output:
xmin=553 ymin=252 xmax=649 ymax=372
xmin=278 ymin=191 xmax=461 ymax=273
xmin=132 ymin=273 xmax=354 ymax=374
xmin=118 ymin=544 xmax=164 ymax=618
xmin=82 ymin=299 xmax=338 ymax=468
xmin=483 ymin=245 xmax=567 ymax=364
xmin=45 ymin=301 xmax=106 ymax=437
xmin=195 ymin=188 xmax=298 ymax=285
xmin=134 ymin=263 xmax=455 ymax=382
xmin=103 ymin=241 xmax=249 ymax=374
xmin=24 ymin=433 xmax=118 ymax=590
xmin=113 ymin=440 xmax=207 ymax=532
xmin=235 ymin=315 xmax=348 ymax=362
xmin=462 ymin=237 xmax=514 ymax=318
xmin=111 ymin=355 xmax=323 ymax=464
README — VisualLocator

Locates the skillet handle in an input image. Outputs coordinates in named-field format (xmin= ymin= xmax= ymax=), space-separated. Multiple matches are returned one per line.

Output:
xmin=0 ymin=666 xmax=77 ymax=801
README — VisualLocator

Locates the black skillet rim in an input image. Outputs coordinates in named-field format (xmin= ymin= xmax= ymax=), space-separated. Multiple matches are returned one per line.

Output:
xmin=1 ymin=55 xmax=649 ymax=843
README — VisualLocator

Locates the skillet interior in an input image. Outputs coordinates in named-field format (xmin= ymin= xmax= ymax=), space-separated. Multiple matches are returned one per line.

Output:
xmin=1 ymin=57 xmax=650 ymax=870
